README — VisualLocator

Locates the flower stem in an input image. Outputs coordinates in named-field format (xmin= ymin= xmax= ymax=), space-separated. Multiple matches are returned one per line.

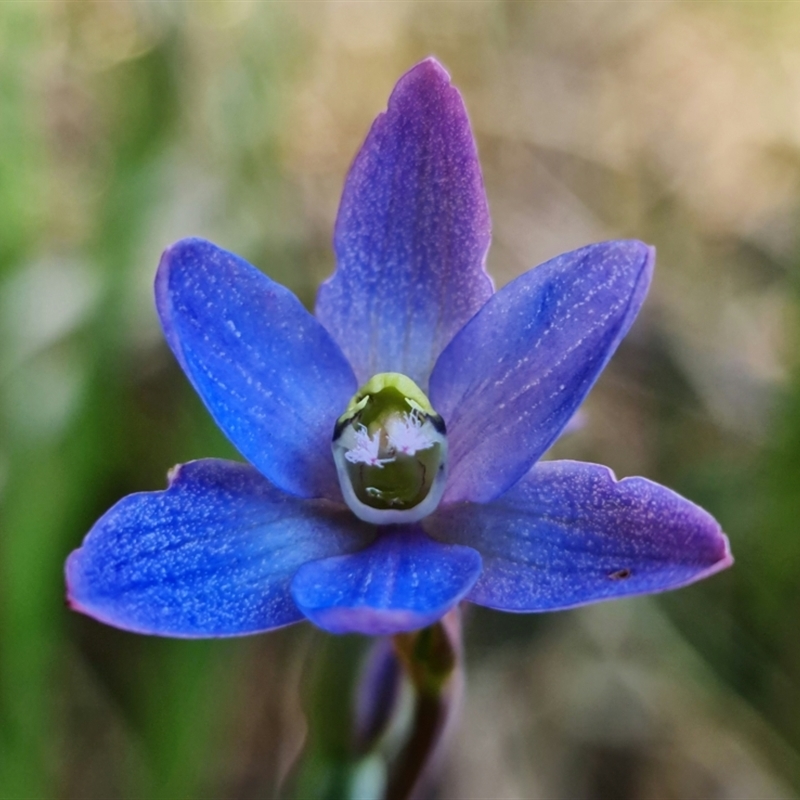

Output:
xmin=386 ymin=608 xmax=463 ymax=800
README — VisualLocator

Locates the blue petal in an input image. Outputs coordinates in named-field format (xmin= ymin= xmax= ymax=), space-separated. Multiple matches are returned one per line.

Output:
xmin=290 ymin=526 xmax=482 ymax=635
xmin=426 ymin=460 xmax=732 ymax=611
xmin=430 ymin=240 xmax=654 ymax=503
xmin=156 ymin=238 xmax=358 ymax=500
xmin=66 ymin=460 xmax=374 ymax=637
xmin=316 ymin=58 xmax=493 ymax=389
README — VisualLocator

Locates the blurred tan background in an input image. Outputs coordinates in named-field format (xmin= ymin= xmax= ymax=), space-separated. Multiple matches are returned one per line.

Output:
xmin=1 ymin=2 xmax=800 ymax=798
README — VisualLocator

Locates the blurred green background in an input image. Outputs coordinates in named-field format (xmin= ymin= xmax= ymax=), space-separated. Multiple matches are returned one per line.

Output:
xmin=1 ymin=2 xmax=800 ymax=798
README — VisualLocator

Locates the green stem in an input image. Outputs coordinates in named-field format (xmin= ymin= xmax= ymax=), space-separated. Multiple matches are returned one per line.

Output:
xmin=384 ymin=685 xmax=447 ymax=800
xmin=386 ymin=608 xmax=463 ymax=800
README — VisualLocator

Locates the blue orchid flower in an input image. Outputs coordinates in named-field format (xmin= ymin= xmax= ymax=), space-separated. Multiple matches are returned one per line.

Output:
xmin=65 ymin=58 xmax=732 ymax=638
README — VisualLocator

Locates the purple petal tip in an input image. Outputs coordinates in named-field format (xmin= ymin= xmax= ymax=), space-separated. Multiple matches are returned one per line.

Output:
xmin=400 ymin=56 xmax=452 ymax=86
xmin=387 ymin=57 xmax=461 ymax=117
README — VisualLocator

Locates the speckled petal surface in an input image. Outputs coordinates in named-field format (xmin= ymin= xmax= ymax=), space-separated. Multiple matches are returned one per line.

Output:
xmin=426 ymin=460 xmax=732 ymax=611
xmin=290 ymin=526 xmax=482 ymax=635
xmin=156 ymin=238 xmax=357 ymax=500
xmin=430 ymin=240 xmax=654 ymax=504
xmin=66 ymin=460 xmax=374 ymax=637
xmin=316 ymin=58 xmax=493 ymax=389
